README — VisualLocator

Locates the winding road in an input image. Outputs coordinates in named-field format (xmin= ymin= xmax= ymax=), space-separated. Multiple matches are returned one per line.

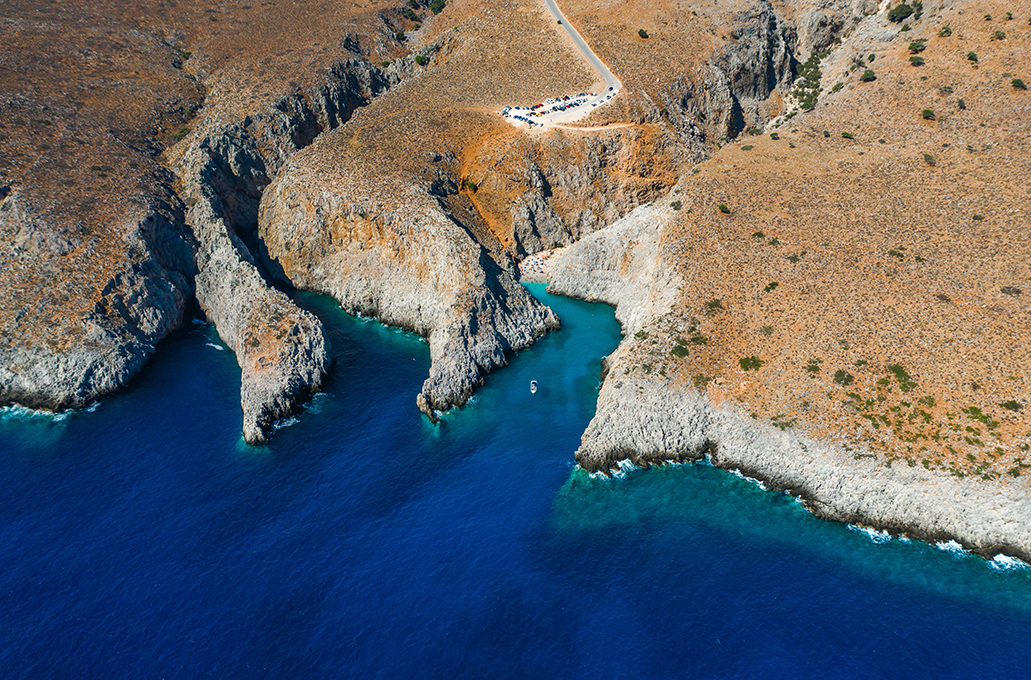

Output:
xmin=502 ymin=0 xmax=623 ymax=129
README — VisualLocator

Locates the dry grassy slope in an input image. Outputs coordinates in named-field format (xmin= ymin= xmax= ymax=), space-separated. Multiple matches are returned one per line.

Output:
xmin=622 ymin=0 xmax=1031 ymax=479
xmin=555 ymin=0 xmax=868 ymax=134
xmin=266 ymin=0 xmax=681 ymax=254
xmin=1 ymin=0 xmax=411 ymax=412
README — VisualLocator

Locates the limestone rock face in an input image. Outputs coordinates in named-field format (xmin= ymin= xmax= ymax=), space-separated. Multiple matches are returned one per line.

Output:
xmin=578 ymin=373 xmax=1031 ymax=563
xmin=167 ymin=59 xmax=392 ymax=442
xmin=659 ymin=2 xmax=797 ymax=153
xmin=0 ymin=185 xmax=195 ymax=411
xmin=259 ymin=169 xmax=559 ymax=417
xmin=548 ymin=199 xmax=1031 ymax=563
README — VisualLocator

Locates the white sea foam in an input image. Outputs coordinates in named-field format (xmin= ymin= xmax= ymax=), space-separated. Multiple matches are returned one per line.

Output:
xmin=935 ymin=539 xmax=965 ymax=555
xmin=1 ymin=402 xmax=98 ymax=422
xmin=272 ymin=415 xmax=300 ymax=431
xmin=989 ymin=554 xmax=1029 ymax=572
xmin=848 ymin=524 xmax=893 ymax=544
xmin=205 ymin=342 xmax=225 ymax=351
xmin=727 ymin=467 xmax=767 ymax=491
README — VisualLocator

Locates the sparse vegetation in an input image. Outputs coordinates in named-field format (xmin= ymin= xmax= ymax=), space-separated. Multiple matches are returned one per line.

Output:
xmin=888 ymin=3 xmax=914 ymax=23
xmin=923 ymin=153 xmax=936 ymax=166
xmin=834 ymin=370 xmax=855 ymax=386
xmin=887 ymin=363 xmax=917 ymax=392
xmin=705 ymin=298 xmax=724 ymax=315
xmin=462 ymin=179 xmax=477 ymax=191
xmin=792 ymin=50 xmax=827 ymax=111
xmin=1000 ymin=400 xmax=1024 ymax=412
xmin=760 ymin=325 xmax=774 ymax=337
xmin=671 ymin=200 xmax=682 ymax=210
xmin=740 ymin=356 xmax=765 ymax=371
xmin=1001 ymin=286 xmax=1022 ymax=296
xmin=938 ymin=25 xmax=952 ymax=37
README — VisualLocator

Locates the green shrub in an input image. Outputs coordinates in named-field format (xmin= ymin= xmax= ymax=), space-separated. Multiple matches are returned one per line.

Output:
xmin=823 ymin=130 xmax=830 ymax=137
xmin=1001 ymin=286 xmax=1022 ymax=296
xmin=172 ymin=126 xmax=190 ymax=141
xmin=992 ymin=30 xmax=1006 ymax=40
xmin=671 ymin=200 xmax=682 ymax=210
xmin=638 ymin=28 xmax=649 ymax=38
xmin=860 ymin=69 xmax=876 ymax=81
xmin=462 ymin=179 xmax=477 ymax=191
xmin=740 ymin=356 xmax=765 ymax=371
xmin=923 ymin=153 xmax=936 ymax=166
xmin=887 ymin=363 xmax=917 ymax=392
xmin=909 ymin=56 xmax=925 ymax=66
xmin=833 ymin=370 xmax=855 ymax=386
xmin=760 ymin=325 xmax=774 ymax=336
xmin=764 ymin=281 xmax=779 ymax=293
xmin=921 ymin=108 xmax=935 ymax=120
xmin=792 ymin=49 xmax=826 ymax=110
xmin=958 ymin=98 xmax=966 ymax=110
xmin=705 ymin=298 xmax=724 ymax=315
xmin=967 ymin=51 xmax=978 ymax=62
xmin=900 ymin=23 xmax=911 ymax=31
xmin=831 ymin=82 xmax=844 ymax=93
xmin=770 ymin=132 xmax=779 ymax=140
xmin=741 ymin=144 xmax=754 ymax=150
xmin=414 ymin=55 xmax=428 ymax=66
xmin=1000 ymin=400 xmax=1024 ymax=411
xmin=868 ymin=53 xmax=876 ymax=62
xmin=177 ymin=49 xmax=192 ymax=60
xmin=404 ymin=8 xmax=418 ymax=20
xmin=718 ymin=204 xmax=730 ymax=214
xmin=938 ymin=25 xmax=952 ymax=37
xmin=908 ymin=40 xmax=926 ymax=53
xmin=973 ymin=214 xmax=984 ymax=221
xmin=381 ymin=61 xmax=391 ymax=67
xmin=1013 ymin=78 xmax=1028 ymax=90
xmin=429 ymin=0 xmax=446 ymax=13
xmin=671 ymin=344 xmax=690 ymax=358
xmin=841 ymin=131 xmax=854 ymax=139
xmin=888 ymin=3 xmax=914 ymax=22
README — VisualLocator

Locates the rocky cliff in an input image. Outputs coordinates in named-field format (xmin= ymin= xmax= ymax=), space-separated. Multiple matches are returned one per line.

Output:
xmin=549 ymin=199 xmax=1031 ymax=562
xmin=166 ymin=59 xmax=398 ymax=441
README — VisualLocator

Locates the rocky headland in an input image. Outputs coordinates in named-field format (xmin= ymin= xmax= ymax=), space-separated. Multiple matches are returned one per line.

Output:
xmin=2 ymin=0 xmax=1030 ymax=558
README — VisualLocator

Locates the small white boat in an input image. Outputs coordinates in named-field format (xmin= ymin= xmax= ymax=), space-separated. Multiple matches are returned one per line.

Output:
xmin=530 ymin=380 xmax=538 ymax=394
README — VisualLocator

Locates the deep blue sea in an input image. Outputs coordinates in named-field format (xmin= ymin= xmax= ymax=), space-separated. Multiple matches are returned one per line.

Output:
xmin=3 ymin=283 xmax=1031 ymax=678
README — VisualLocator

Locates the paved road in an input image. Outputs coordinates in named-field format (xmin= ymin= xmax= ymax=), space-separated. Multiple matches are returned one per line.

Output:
xmin=541 ymin=0 xmax=621 ymax=96
xmin=502 ymin=0 xmax=623 ymax=128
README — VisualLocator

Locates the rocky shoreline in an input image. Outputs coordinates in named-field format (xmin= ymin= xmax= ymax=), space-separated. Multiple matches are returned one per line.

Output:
xmin=546 ymin=203 xmax=1031 ymax=563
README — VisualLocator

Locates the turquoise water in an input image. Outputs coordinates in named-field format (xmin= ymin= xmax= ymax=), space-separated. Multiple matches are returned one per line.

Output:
xmin=2 ymin=283 xmax=1030 ymax=678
